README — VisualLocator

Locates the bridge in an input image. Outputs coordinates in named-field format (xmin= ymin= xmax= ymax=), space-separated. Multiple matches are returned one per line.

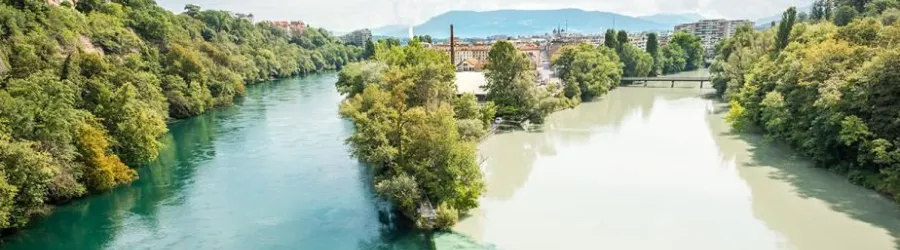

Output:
xmin=621 ymin=76 xmax=711 ymax=88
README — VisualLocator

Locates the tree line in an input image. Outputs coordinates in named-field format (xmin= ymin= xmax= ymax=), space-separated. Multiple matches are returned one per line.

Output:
xmin=712 ymin=1 xmax=900 ymax=201
xmin=602 ymin=29 xmax=704 ymax=77
xmin=0 ymin=0 xmax=360 ymax=232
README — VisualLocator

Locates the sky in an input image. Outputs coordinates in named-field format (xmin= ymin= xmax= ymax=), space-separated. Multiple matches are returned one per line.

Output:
xmin=156 ymin=0 xmax=811 ymax=32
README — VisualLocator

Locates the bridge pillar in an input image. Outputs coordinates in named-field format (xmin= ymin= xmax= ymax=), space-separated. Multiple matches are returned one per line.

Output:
xmin=671 ymin=81 xmax=675 ymax=88
xmin=699 ymin=81 xmax=703 ymax=88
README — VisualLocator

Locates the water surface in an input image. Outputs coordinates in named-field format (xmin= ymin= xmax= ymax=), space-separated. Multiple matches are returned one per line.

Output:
xmin=454 ymin=70 xmax=900 ymax=250
xmin=1 ymin=74 xmax=433 ymax=250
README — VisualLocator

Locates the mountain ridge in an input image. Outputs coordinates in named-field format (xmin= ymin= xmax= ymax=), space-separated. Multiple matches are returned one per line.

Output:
xmin=370 ymin=9 xmax=705 ymax=38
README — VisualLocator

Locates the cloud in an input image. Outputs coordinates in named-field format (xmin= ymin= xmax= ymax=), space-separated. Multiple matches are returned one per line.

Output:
xmin=157 ymin=0 xmax=811 ymax=31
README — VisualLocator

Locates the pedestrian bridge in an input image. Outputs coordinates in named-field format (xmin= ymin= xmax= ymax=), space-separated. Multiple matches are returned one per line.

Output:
xmin=621 ymin=76 xmax=711 ymax=88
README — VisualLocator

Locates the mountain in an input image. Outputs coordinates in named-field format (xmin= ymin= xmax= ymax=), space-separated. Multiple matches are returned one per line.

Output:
xmin=638 ymin=13 xmax=706 ymax=26
xmin=372 ymin=9 xmax=674 ymax=38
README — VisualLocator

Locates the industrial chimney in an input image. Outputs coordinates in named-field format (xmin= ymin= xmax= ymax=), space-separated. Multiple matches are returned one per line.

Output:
xmin=450 ymin=24 xmax=455 ymax=66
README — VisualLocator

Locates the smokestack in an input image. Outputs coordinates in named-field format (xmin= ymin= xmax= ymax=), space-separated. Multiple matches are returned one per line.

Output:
xmin=450 ymin=24 xmax=455 ymax=66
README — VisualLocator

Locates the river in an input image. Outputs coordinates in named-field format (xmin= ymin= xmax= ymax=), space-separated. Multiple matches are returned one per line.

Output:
xmin=0 ymin=74 xmax=433 ymax=249
xmin=3 ymin=71 xmax=900 ymax=250
xmin=452 ymin=70 xmax=900 ymax=250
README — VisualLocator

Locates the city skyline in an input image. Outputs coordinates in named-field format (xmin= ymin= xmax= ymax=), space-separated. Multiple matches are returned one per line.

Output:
xmin=156 ymin=0 xmax=811 ymax=32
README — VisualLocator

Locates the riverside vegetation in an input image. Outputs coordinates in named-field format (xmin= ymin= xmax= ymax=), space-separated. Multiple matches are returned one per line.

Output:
xmin=336 ymin=29 xmax=704 ymax=228
xmin=0 ymin=0 xmax=359 ymax=233
xmin=712 ymin=1 xmax=900 ymax=201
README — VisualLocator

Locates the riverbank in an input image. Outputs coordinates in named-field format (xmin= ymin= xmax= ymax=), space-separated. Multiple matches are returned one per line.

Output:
xmin=449 ymin=70 xmax=900 ymax=249
xmin=0 ymin=74 xmax=439 ymax=249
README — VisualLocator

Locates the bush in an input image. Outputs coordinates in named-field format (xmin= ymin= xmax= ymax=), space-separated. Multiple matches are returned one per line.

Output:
xmin=433 ymin=203 xmax=459 ymax=229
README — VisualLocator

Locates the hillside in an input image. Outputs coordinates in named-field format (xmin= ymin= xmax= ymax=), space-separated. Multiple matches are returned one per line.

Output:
xmin=637 ymin=13 xmax=705 ymax=25
xmin=373 ymin=9 xmax=683 ymax=38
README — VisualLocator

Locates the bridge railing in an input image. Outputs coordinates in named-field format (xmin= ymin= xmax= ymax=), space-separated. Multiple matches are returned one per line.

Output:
xmin=620 ymin=76 xmax=711 ymax=88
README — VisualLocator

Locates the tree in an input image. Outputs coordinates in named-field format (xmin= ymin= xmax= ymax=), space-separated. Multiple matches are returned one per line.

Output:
xmin=825 ymin=0 xmax=835 ymax=18
xmin=604 ymin=29 xmax=618 ymax=49
xmin=620 ymin=44 xmax=653 ymax=77
xmin=483 ymin=41 xmax=542 ymax=122
xmin=339 ymin=41 xmax=485 ymax=228
xmin=362 ymin=39 xmax=376 ymax=59
xmin=552 ymin=43 xmax=623 ymax=101
xmin=842 ymin=0 xmax=870 ymax=12
xmin=335 ymin=61 xmax=387 ymax=98
xmin=184 ymin=4 xmax=200 ymax=17
xmin=713 ymin=18 xmax=900 ymax=203
xmin=812 ymin=0 xmax=826 ymax=20
xmin=661 ymin=45 xmax=687 ymax=73
xmin=454 ymin=93 xmax=480 ymax=120
xmin=667 ymin=32 xmax=703 ymax=70
xmin=0 ymin=0 xmax=361 ymax=233
xmin=798 ymin=12 xmax=810 ymax=22
xmin=776 ymin=7 xmax=798 ymax=52
xmin=834 ymin=5 xmax=859 ymax=25
xmin=646 ymin=33 xmax=660 ymax=76
xmin=616 ymin=30 xmax=629 ymax=51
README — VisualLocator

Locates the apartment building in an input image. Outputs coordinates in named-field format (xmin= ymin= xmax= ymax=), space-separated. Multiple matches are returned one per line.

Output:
xmin=675 ymin=19 xmax=754 ymax=58
xmin=263 ymin=20 xmax=306 ymax=35
xmin=341 ymin=29 xmax=372 ymax=46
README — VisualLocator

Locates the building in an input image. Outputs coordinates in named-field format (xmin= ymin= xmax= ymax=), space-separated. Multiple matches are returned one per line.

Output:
xmin=431 ymin=43 xmax=542 ymax=72
xmin=46 ymin=0 xmax=77 ymax=6
xmin=657 ymin=30 xmax=673 ymax=47
xmin=263 ymin=20 xmax=306 ymax=35
xmin=675 ymin=19 xmax=754 ymax=58
xmin=341 ymin=29 xmax=372 ymax=46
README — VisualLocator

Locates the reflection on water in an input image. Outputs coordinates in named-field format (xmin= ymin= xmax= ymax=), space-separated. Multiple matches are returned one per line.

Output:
xmin=453 ymin=70 xmax=900 ymax=250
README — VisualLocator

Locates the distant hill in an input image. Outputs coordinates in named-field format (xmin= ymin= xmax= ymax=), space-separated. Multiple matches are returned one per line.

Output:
xmin=637 ymin=13 xmax=706 ymax=26
xmin=372 ymin=9 xmax=688 ymax=38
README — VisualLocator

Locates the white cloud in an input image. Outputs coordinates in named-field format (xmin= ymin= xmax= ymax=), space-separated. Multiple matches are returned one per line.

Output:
xmin=157 ymin=0 xmax=812 ymax=31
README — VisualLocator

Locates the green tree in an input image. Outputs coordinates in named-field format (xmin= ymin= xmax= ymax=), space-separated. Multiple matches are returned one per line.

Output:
xmin=483 ymin=41 xmax=542 ymax=122
xmin=604 ymin=29 xmax=618 ymax=49
xmin=620 ymin=44 xmax=653 ymax=77
xmin=835 ymin=5 xmax=860 ymax=25
xmin=338 ymin=42 xmax=485 ymax=228
xmin=668 ymin=32 xmax=703 ymax=70
xmin=646 ymin=33 xmax=660 ymax=76
xmin=776 ymin=7 xmax=798 ymax=51
xmin=552 ymin=43 xmax=623 ymax=101
xmin=363 ymin=39 xmax=376 ymax=59
xmin=812 ymin=0 xmax=826 ymax=20
xmin=335 ymin=61 xmax=387 ymax=98
xmin=616 ymin=30 xmax=629 ymax=51
xmin=661 ymin=44 xmax=687 ymax=73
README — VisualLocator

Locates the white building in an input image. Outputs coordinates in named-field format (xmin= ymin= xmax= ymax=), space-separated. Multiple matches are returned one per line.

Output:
xmin=675 ymin=19 xmax=754 ymax=58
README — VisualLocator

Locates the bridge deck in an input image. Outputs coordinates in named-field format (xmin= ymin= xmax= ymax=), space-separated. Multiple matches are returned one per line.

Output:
xmin=621 ymin=76 xmax=710 ymax=81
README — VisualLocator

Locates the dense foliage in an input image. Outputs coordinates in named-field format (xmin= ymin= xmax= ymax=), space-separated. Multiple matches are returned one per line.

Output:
xmin=712 ymin=1 xmax=900 ymax=201
xmin=336 ymin=40 xmax=487 ymax=229
xmin=483 ymin=41 xmax=565 ymax=123
xmin=0 ymin=0 xmax=358 ymax=232
xmin=552 ymin=43 xmax=623 ymax=103
xmin=646 ymin=33 xmax=660 ymax=76
xmin=604 ymin=29 xmax=618 ymax=49
xmin=662 ymin=32 xmax=704 ymax=73
xmin=605 ymin=29 xmax=655 ymax=77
